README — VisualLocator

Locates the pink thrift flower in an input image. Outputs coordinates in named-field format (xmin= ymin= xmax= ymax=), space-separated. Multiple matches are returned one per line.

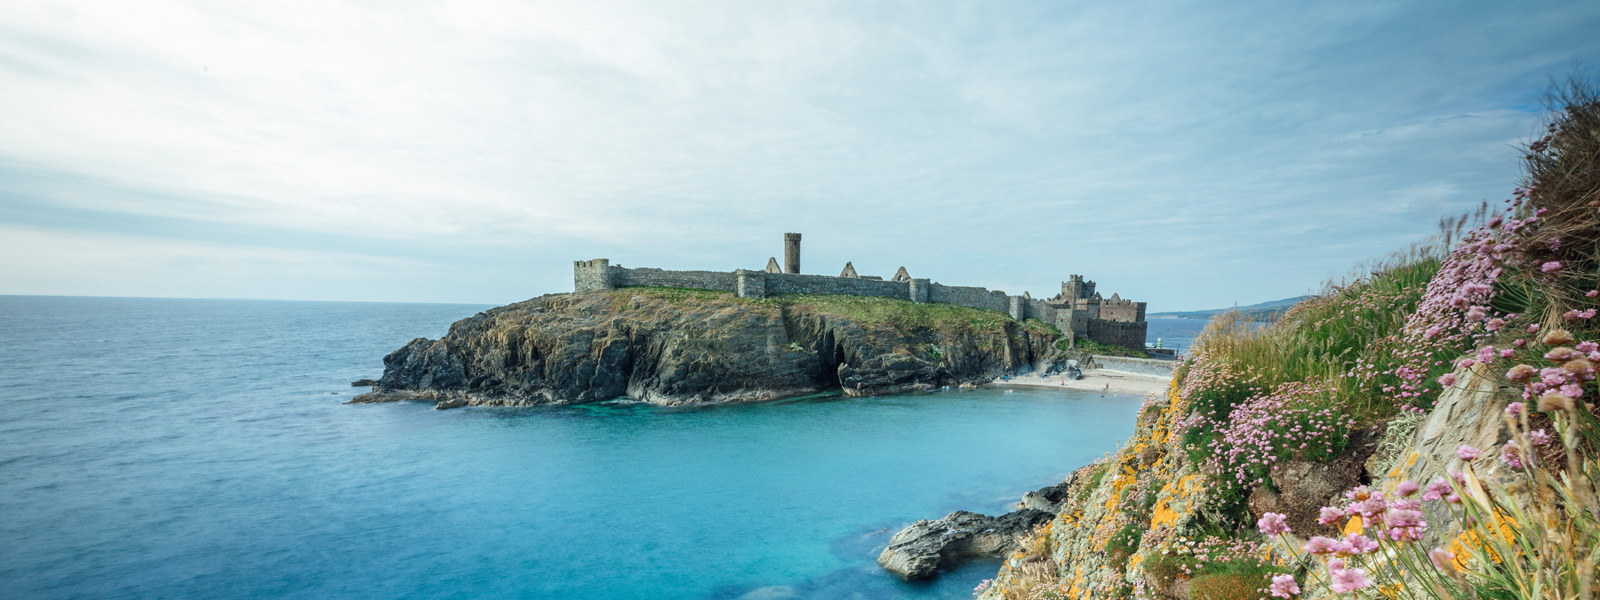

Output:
xmin=1345 ymin=533 xmax=1378 ymax=554
xmin=1478 ymin=346 xmax=1498 ymax=363
xmin=1303 ymin=536 xmax=1340 ymax=555
xmin=1547 ymin=347 xmax=1583 ymax=361
xmin=1269 ymin=574 xmax=1300 ymax=598
xmin=1507 ymin=364 xmax=1537 ymax=382
xmin=1588 ymin=290 xmax=1599 ymax=298
xmin=1466 ymin=306 xmax=1488 ymax=322
xmin=1543 ymin=261 xmax=1563 ymax=273
xmin=1423 ymin=477 xmax=1451 ymax=501
xmin=1344 ymin=485 xmax=1372 ymax=501
xmin=1258 ymin=512 xmax=1290 ymax=536
xmin=1506 ymin=401 xmax=1524 ymax=415
xmin=1424 ymin=325 xmax=1442 ymax=339
xmin=1386 ymin=508 xmax=1428 ymax=541
xmin=1501 ymin=440 xmax=1525 ymax=469
xmin=1456 ymin=444 xmax=1481 ymax=461
xmin=1530 ymin=429 xmax=1551 ymax=446
xmin=1397 ymin=480 xmax=1419 ymax=497
xmin=1437 ymin=373 xmax=1457 ymax=387
xmin=1317 ymin=506 xmax=1344 ymax=525
xmin=1579 ymin=341 xmax=1599 ymax=353
xmin=1329 ymin=565 xmax=1373 ymax=593
xmin=1487 ymin=317 xmax=1506 ymax=331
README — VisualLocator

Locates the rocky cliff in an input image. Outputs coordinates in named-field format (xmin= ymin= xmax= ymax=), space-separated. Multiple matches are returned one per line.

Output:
xmin=971 ymin=362 xmax=1528 ymax=600
xmin=354 ymin=288 xmax=1062 ymax=408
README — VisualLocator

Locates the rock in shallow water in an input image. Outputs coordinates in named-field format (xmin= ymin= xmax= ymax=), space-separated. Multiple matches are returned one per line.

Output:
xmin=434 ymin=397 xmax=468 ymax=410
xmin=876 ymin=509 xmax=1053 ymax=580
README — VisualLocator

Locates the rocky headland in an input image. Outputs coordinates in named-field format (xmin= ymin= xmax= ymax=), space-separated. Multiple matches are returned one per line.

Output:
xmin=353 ymin=288 xmax=1069 ymax=409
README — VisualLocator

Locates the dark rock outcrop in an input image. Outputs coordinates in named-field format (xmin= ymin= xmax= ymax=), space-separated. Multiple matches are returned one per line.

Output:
xmin=1246 ymin=424 xmax=1386 ymax=537
xmin=352 ymin=291 xmax=1059 ymax=408
xmin=877 ymin=509 xmax=1054 ymax=579
xmin=1016 ymin=480 xmax=1076 ymax=512
xmin=351 ymin=379 xmax=378 ymax=387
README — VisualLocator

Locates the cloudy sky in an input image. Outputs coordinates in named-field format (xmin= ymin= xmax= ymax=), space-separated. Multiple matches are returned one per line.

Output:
xmin=3 ymin=1 xmax=1599 ymax=309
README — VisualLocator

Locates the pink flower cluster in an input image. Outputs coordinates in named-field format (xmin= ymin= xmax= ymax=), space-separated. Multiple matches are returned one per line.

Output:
xmin=1373 ymin=224 xmax=1519 ymax=412
xmin=1157 ymin=535 xmax=1268 ymax=578
xmin=1259 ymin=479 xmax=1473 ymax=598
xmin=1197 ymin=381 xmax=1355 ymax=487
xmin=1504 ymin=330 xmax=1599 ymax=413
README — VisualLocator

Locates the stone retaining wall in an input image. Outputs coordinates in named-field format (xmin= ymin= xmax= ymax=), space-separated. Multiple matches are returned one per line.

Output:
xmin=1092 ymin=355 xmax=1176 ymax=377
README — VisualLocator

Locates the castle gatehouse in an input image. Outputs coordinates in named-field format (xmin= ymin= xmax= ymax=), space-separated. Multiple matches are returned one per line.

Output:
xmin=573 ymin=233 xmax=1147 ymax=349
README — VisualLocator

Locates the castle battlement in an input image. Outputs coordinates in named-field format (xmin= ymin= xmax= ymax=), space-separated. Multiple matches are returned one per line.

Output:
xmin=573 ymin=234 xmax=1148 ymax=349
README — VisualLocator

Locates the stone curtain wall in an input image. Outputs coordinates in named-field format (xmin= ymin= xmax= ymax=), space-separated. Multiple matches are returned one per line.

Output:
xmin=1098 ymin=298 xmax=1147 ymax=323
xmin=762 ymin=271 xmax=908 ymax=299
xmin=927 ymin=284 xmax=1010 ymax=313
xmin=1086 ymin=318 xmax=1147 ymax=350
xmin=614 ymin=267 xmax=739 ymax=293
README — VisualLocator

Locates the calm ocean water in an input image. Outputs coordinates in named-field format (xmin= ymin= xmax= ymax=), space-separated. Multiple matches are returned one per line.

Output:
xmin=0 ymin=296 xmax=1145 ymax=600
xmin=1144 ymin=318 xmax=1211 ymax=354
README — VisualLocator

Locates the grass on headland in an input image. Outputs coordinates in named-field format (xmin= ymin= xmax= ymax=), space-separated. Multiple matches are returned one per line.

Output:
xmin=764 ymin=293 xmax=1018 ymax=335
xmin=609 ymin=287 xmax=1026 ymax=337
xmin=1059 ymin=337 xmax=1150 ymax=358
xmin=1187 ymin=237 xmax=1456 ymax=422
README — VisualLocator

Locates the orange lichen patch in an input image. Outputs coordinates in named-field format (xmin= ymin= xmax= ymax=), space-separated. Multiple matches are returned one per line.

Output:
xmin=1067 ymin=566 xmax=1085 ymax=599
xmin=1343 ymin=515 xmax=1364 ymax=536
xmin=1386 ymin=451 xmax=1421 ymax=479
xmin=1447 ymin=508 xmax=1517 ymax=566
xmin=1105 ymin=473 xmax=1136 ymax=511
xmin=1150 ymin=474 xmax=1205 ymax=530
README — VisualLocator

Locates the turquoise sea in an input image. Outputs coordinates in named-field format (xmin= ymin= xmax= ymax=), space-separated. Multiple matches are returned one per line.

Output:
xmin=0 ymin=296 xmax=1148 ymax=599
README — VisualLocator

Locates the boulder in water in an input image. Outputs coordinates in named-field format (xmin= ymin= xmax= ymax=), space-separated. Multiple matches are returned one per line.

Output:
xmin=877 ymin=509 xmax=1052 ymax=579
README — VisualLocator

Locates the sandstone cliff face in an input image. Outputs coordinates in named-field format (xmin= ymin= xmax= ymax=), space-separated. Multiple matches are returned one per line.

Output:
xmin=355 ymin=289 xmax=1059 ymax=408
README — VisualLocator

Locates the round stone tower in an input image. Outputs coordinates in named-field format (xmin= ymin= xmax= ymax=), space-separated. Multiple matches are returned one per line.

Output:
xmin=783 ymin=233 xmax=801 ymax=274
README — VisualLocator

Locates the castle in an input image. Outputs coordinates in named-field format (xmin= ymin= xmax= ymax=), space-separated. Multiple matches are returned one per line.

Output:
xmin=574 ymin=233 xmax=1148 ymax=349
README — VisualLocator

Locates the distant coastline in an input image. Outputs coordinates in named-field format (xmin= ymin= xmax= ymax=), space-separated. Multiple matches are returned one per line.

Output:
xmin=1146 ymin=295 xmax=1313 ymax=321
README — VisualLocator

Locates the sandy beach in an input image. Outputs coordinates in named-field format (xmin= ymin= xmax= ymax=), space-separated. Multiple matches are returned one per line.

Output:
xmin=991 ymin=367 xmax=1172 ymax=397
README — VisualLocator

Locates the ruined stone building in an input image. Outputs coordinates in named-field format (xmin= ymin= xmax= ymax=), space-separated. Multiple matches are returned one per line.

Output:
xmin=574 ymin=233 xmax=1148 ymax=349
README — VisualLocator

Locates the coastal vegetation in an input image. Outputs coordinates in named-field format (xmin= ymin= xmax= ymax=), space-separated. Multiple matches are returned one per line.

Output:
xmin=1063 ymin=337 xmax=1151 ymax=359
xmin=977 ymin=78 xmax=1600 ymax=599
xmin=617 ymin=286 xmax=1035 ymax=337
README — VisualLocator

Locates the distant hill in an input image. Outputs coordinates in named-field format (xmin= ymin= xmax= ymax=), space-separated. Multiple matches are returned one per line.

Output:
xmin=1147 ymin=295 xmax=1315 ymax=321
